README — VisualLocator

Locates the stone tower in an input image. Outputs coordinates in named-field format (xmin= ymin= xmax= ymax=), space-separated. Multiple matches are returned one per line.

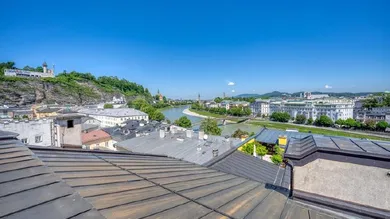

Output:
xmin=42 ymin=61 xmax=48 ymax=73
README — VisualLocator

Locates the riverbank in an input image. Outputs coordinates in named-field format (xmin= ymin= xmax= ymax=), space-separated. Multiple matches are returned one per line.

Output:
xmin=182 ymin=108 xmax=208 ymax=118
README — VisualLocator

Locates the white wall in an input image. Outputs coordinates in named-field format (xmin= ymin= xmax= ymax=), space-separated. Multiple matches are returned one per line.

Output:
xmin=294 ymin=159 xmax=390 ymax=211
xmin=88 ymin=115 xmax=149 ymax=127
xmin=0 ymin=119 xmax=53 ymax=146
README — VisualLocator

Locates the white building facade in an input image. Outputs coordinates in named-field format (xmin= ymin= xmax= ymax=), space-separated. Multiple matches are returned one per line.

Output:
xmin=250 ymin=100 xmax=270 ymax=116
xmin=0 ymin=119 xmax=53 ymax=146
xmin=4 ymin=62 xmax=55 ymax=78
xmin=268 ymin=99 xmax=354 ymax=122
xmin=78 ymin=108 xmax=148 ymax=127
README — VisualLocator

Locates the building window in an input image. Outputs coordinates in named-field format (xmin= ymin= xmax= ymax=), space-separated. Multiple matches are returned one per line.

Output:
xmin=67 ymin=120 xmax=74 ymax=128
xmin=21 ymin=138 xmax=28 ymax=144
xmin=35 ymin=135 xmax=43 ymax=143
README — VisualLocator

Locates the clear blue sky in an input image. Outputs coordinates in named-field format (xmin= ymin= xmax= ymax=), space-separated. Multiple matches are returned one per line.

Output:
xmin=1 ymin=0 xmax=389 ymax=99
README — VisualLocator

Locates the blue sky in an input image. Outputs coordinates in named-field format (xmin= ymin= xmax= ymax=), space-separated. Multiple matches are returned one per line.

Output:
xmin=0 ymin=0 xmax=389 ymax=99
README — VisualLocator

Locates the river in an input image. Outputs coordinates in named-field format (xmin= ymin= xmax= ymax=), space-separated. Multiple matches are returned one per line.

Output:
xmin=161 ymin=105 xmax=261 ymax=136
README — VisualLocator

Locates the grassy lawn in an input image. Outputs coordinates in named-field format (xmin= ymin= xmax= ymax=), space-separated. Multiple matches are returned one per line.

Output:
xmin=189 ymin=109 xmax=227 ymax=118
xmin=248 ymin=120 xmax=390 ymax=141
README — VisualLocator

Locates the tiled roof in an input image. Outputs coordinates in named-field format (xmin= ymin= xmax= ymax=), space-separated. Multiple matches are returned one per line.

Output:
xmin=0 ymin=132 xmax=346 ymax=219
xmin=82 ymin=129 xmax=111 ymax=144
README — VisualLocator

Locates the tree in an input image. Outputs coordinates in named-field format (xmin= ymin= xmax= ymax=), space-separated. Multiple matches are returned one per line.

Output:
xmin=376 ymin=121 xmax=388 ymax=131
xmin=307 ymin=117 xmax=313 ymax=125
xmin=314 ymin=115 xmax=333 ymax=127
xmin=344 ymin=118 xmax=357 ymax=128
xmin=231 ymin=129 xmax=249 ymax=138
xmin=270 ymin=112 xmax=290 ymax=122
xmin=140 ymin=105 xmax=156 ymax=115
xmin=132 ymin=98 xmax=148 ymax=110
xmin=163 ymin=96 xmax=167 ymax=103
xmin=271 ymin=154 xmax=283 ymax=165
xmin=200 ymin=118 xmax=222 ymax=136
xmin=242 ymin=107 xmax=252 ymax=116
xmin=335 ymin=119 xmax=345 ymax=126
xmin=22 ymin=66 xmax=35 ymax=71
xmin=150 ymin=111 xmax=165 ymax=121
xmin=0 ymin=61 xmax=15 ymax=76
xmin=295 ymin=114 xmax=306 ymax=124
xmin=174 ymin=116 xmax=192 ymax=128
xmin=22 ymin=115 xmax=29 ymax=119
xmin=363 ymin=98 xmax=379 ymax=109
xmin=273 ymin=145 xmax=283 ymax=155
xmin=104 ymin=103 xmax=114 ymax=109
xmin=166 ymin=119 xmax=171 ymax=124
xmin=241 ymin=142 xmax=268 ymax=158
xmin=364 ymin=119 xmax=376 ymax=130
xmin=214 ymin=97 xmax=223 ymax=103
xmin=35 ymin=66 xmax=44 ymax=72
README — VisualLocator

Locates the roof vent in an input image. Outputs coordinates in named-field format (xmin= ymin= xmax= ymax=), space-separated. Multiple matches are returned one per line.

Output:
xmin=159 ymin=129 xmax=165 ymax=138
xmin=186 ymin=129 xmax=192 ymax=138
xmin=212 ymin=149 xmax=219 ymax=157
xmin=198 ymin=131 xmax=204 ymax=140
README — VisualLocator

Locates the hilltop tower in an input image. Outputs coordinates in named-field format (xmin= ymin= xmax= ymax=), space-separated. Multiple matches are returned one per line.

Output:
xmin=42 ymin=61 xmax=48 ymax=73
xmin=197 ymin=93 xmax=200 ymax=103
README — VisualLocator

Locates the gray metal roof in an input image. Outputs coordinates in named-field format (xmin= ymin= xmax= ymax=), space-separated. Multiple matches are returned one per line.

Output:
xmin=255 ymin=128 xmax=314 ymax=144
xmin=117 ymin=131 xmax=241 ymax=165
xmin=286 ymin=135 xmax=390 ymax=158
xmin=0 ymin=131 xmax=367 ymax=219
xmin=207 ymin=150 xmax=290 ymax=189
xmin=0 ymin=132 xmax=105 ymax=219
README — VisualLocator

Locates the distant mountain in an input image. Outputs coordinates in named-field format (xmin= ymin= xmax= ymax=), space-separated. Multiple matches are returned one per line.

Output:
xmin=234 ymin=93 xmax=261 ymax=98
xmin=234 ymin=91 xmax=378 ymax=99
xmin=259 ymin=91 xmax=290 ymax=98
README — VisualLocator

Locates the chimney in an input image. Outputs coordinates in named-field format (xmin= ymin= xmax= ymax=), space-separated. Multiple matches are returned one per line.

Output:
xmin=186 ymin=129 xmax=192 ymax=138
xmin=159 ymin=129 xmax=165 ymax=138
xmin=199 ymin=131 xmax=204 ymax=140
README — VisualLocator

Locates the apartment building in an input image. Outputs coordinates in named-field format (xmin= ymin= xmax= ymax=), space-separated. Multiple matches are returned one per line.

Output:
xmin=0 ymin=119 xmax=53 ymax=146
xmin=250 ymin=99 xmax=270 ymax=116
xmin=78 ymin=108 xmax=148 ymax=127
xmin=268 ymin=99 xmax=354 ymax=121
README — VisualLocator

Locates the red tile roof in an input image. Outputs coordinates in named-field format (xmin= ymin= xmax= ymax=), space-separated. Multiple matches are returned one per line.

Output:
xmin=82 ymin=129 xmax=111 ymax=144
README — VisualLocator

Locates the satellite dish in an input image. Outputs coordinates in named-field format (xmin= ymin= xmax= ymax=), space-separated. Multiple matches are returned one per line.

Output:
xmin=203 ymin=134 xmax=208 ymax=140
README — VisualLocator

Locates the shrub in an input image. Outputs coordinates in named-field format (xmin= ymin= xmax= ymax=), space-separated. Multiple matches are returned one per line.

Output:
xmin=270 ymin=112 xmax=290 ymax=122
xmin=231 ymin=129 xmax=249 ymax=138
xmin=241 ymin=142 xmax=268 ymax=157
xmin=271 ymin=154 xmax=283 ymax=165
xmin=295 ymin=114 xmax=306 ymax=124
xmin=104 ymin=103 xmax=113 ymax=109
xmin=200 ymin=118 xmax=221 ymax=136
xmin=314 ymin=115 xmax=333 ymax=127
xmin=174 ymin=116 xmax=192 ymax=128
